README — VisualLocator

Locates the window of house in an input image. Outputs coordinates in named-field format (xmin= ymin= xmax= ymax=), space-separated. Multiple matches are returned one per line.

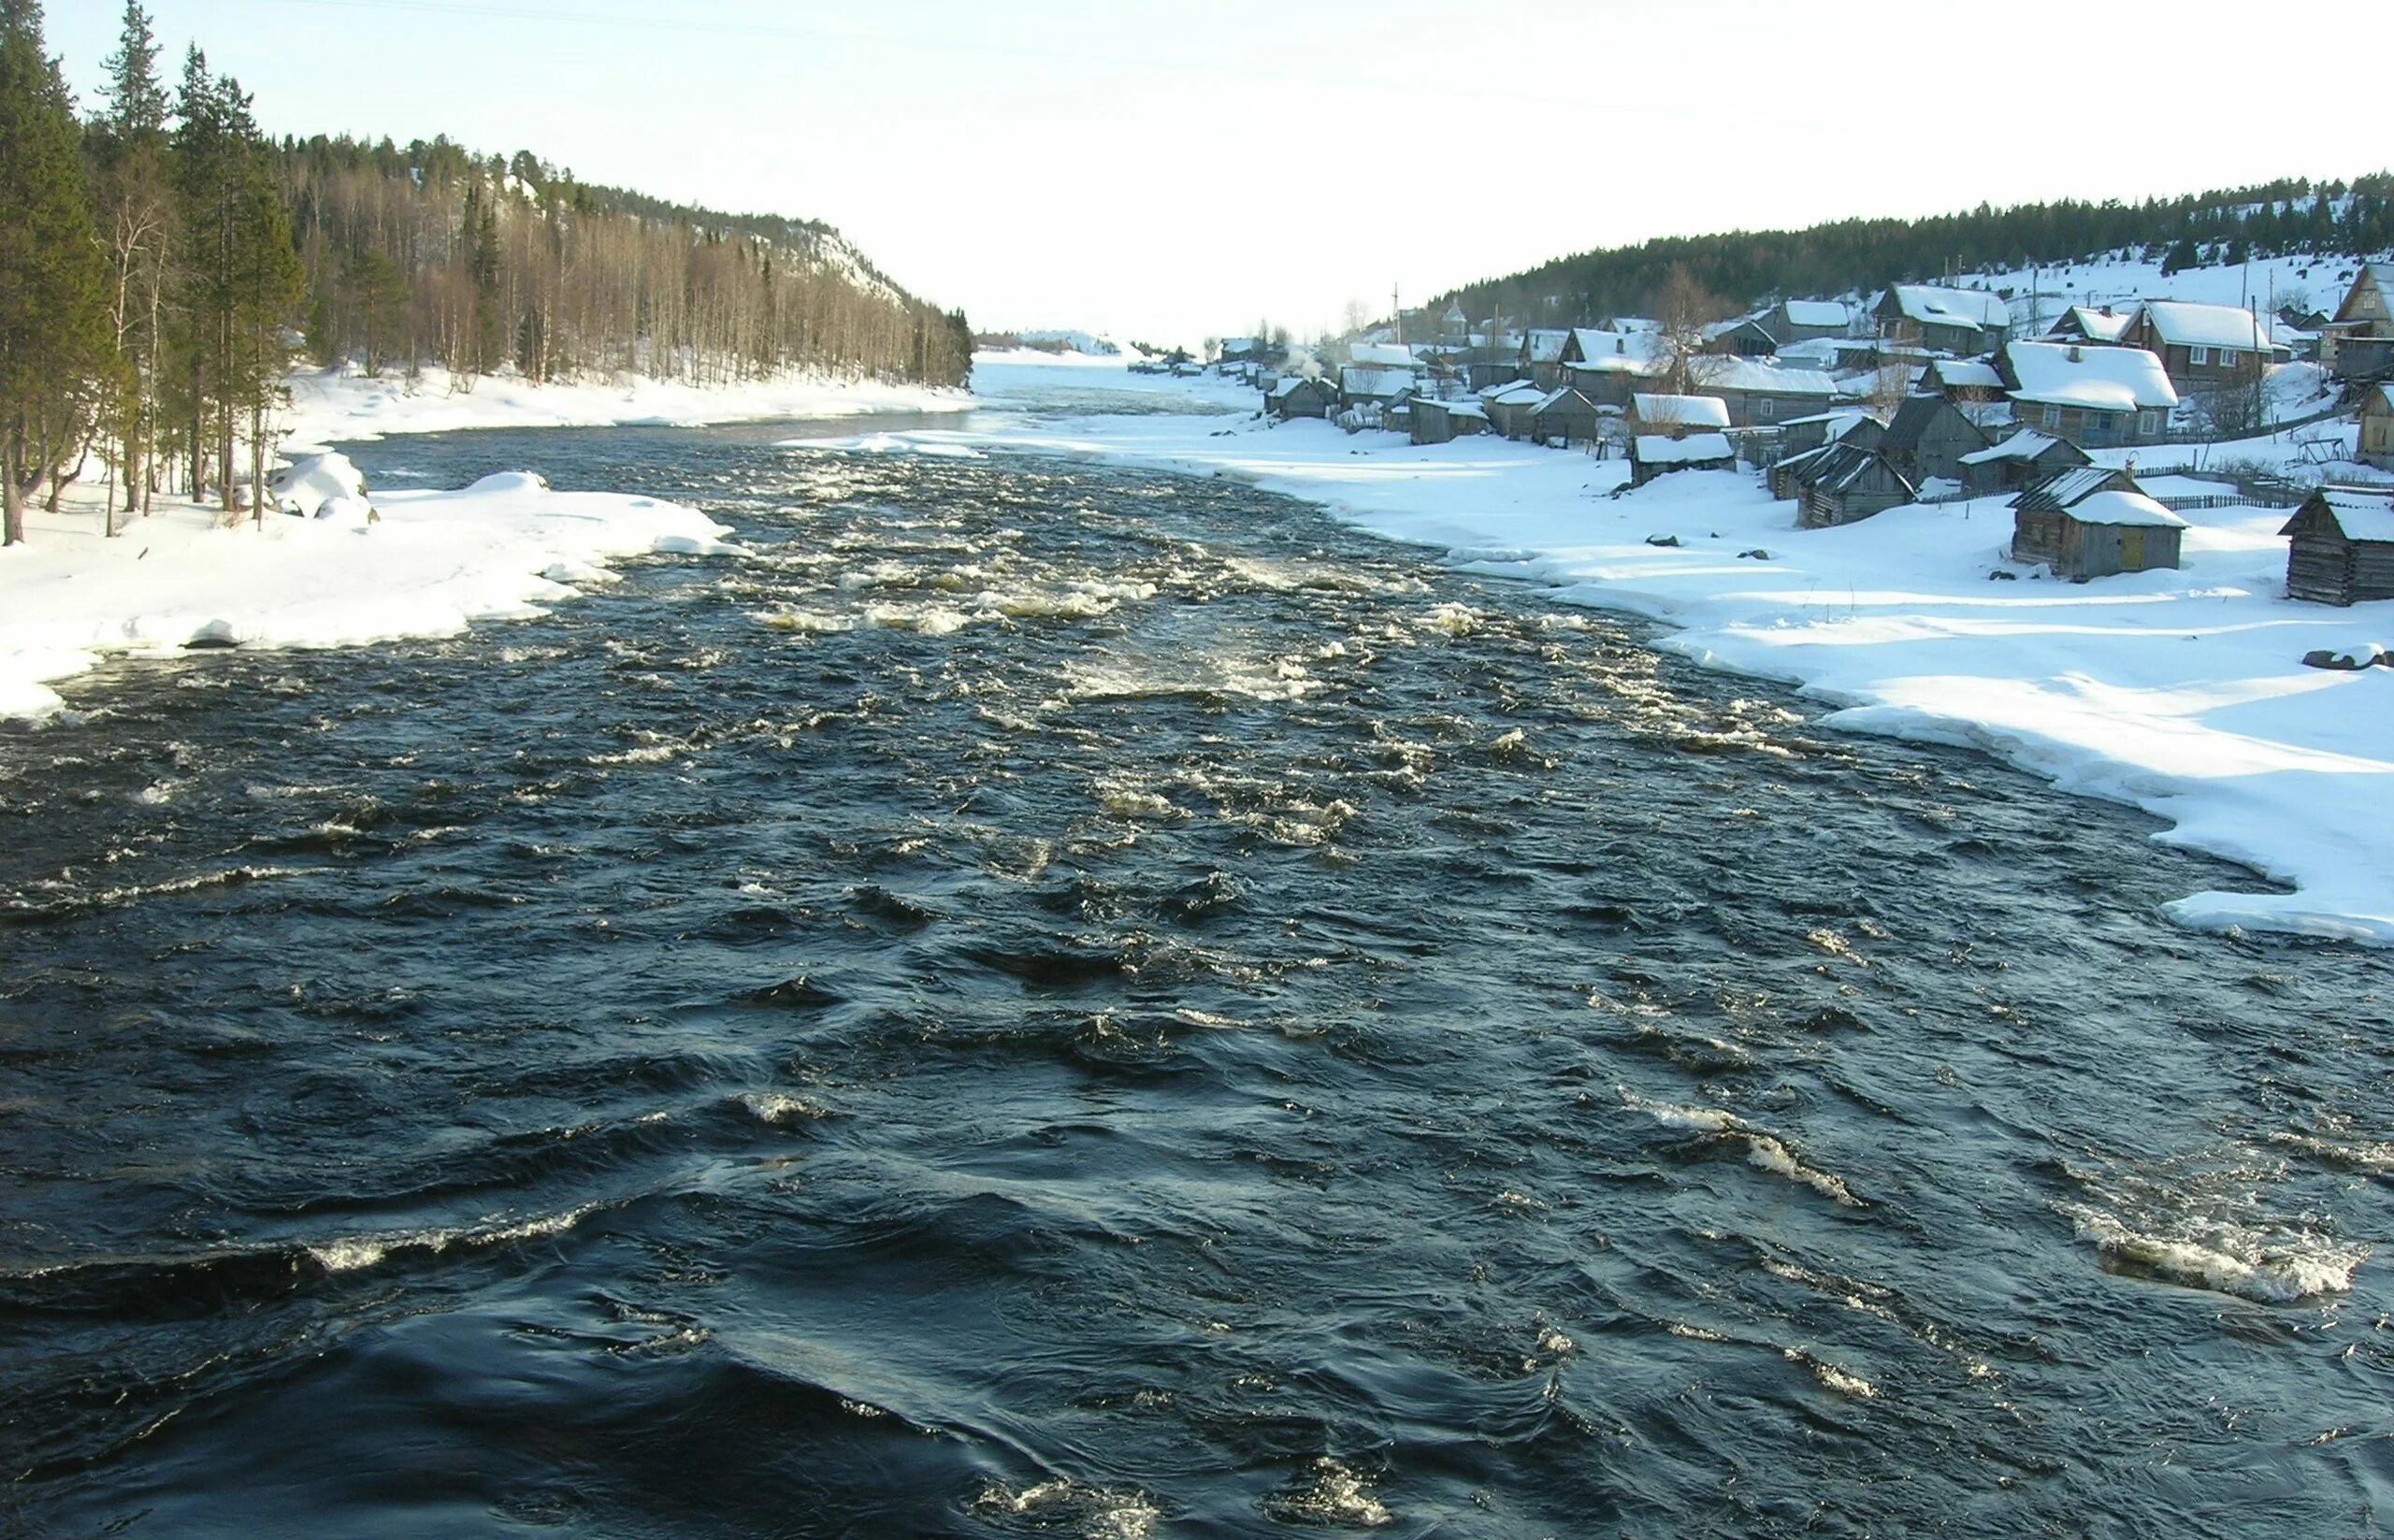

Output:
xmin=1758 ymin=398 xmax=1776 ymax=419
xmin=2085 ymin=411 xmax=2113 ymax=432
xmin=2138 ymin=410 xmax=2159 ymax=436
xmin=2189 ymin=345 xmax=2211 ymax=366
xmin=2041 ymin=404 xmax=2060 ymax=429
xmin=2220 ymin=348 xmax=2239 ymax=367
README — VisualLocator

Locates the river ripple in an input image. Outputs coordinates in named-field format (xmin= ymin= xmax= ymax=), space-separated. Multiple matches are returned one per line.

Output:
xmin=1 ymin=420 xmax=2388 ymax=1538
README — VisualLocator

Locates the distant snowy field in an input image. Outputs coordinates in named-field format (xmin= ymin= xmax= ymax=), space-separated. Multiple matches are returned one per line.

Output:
xmin=863 ymin=358 xmax=2394 ymax=947
xmin=283 ymin=361 xmax=970 ymax=449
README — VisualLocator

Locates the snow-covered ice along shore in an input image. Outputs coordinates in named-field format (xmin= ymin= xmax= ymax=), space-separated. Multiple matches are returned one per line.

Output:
xmin=0 ymin=452 xmax=738 ymax=720
xmin=889 ymin=353 xmax=2394 ymax=947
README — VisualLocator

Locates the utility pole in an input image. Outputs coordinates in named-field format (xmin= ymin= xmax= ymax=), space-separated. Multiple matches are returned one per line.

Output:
xmin=1392 ymin=284 xmax=1403 ymax=345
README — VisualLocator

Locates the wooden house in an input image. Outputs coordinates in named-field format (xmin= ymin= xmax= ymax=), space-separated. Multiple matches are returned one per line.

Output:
xmin=1777 ymin=410 xmax=1882 ymax=460
xmin=2322 ymin=264 xmax=2394 ymax=378
xmin=1519 ymin=329 xmax=1571 ymax=390
xmin=1957 ymin=427 xmax=2089 ymax=494
xmin=1481 ymin=382 xmax=1547 ymax=440
xmin=1875 ymin=285 xmax=2012 ymax=355
xmin=2042 ymin=305 xmax=2132 ymax=345
xmin=1530 ymin=387 xmax=1605 ymax=448
xmin=1708 ymin=316 xmax=1781 ymax=357
xmin=1268 ymin=375 xmax=1337 ymax=420
xmin=1997 ymin=340 xmax=2177 ymax=447
xmin=2010 ymin=467 xmax=2185 ymax=577
xmin=1881 ymin=394 xmax=1995 ymax=488
xmin=1629 ymin=432 xmax=1735 ymax=486
xmin=1629 ymin=392 xmax=1731 ymax=439
xmin=1560 ymin=328 xmax=1664 ymax=408
xmin=1687 ymin=358 xmax=1839 ymax=426
xmin=2361 ymin=383 xmax=2394 ymax=469
xmin=1799 ymin=442 xmax=1916 ymax=528
xmin=1410 ymin=396 xmax=1490 ymax=445
xmin=1338 ymin=363 xmax=1417 ymax=413
xmin=2280 ymin=485 xmax=2394 ymax=605
xmin=1762 ymin=299 xmax=1853 ymax=346
xmin=2121 ymin=302 xmax=2278 ymax=393
xmin=1922 ymin=357 xmax=2007 ymax=404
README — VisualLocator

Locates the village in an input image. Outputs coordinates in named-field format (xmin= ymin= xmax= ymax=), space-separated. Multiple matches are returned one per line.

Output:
xmin=1217 ymin=261 xmax=2394 ymax=605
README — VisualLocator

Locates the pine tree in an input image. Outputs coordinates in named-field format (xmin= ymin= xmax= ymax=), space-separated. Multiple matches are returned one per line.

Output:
xmin=0 ymin=0 xmax=114 ymax=545
xmin=92 ymin=0 xmax=173 ymax=530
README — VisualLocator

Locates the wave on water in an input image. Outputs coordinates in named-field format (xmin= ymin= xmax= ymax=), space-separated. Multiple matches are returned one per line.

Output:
xmin=1620 ymin=1089 xmax=1861 ymax=1206
xmin=2058 ymin=1203 xmax=2367 ymax=1303
xmin=1264 ymin=1458 xmax=1392 ymax=1529
xmin=972 ymin=1477 xmax=1161 ymax=1540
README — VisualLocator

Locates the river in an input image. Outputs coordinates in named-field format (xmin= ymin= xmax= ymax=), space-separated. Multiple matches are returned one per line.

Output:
xmin=2 ymin=393 xmax=2388 ymax=1537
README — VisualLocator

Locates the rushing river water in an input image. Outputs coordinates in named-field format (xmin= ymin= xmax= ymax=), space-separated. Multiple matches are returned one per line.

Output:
xmin=3 ymin=401 xmax=2391 ymax=1538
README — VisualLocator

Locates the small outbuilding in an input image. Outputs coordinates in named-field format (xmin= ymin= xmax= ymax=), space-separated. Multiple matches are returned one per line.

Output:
xmin=1481 ymin=381 xmax=1547 ymax=440
xmin=1629 ymin=431 xmax=1735 ymax=486
xmin=1530 ymin=386 xmax=1605 ymax=447
xmin=1798 ymin=441 xmax=1916 ymax=528
xmin=1957 ymin=427 xmax=2090 ymax=493
xmin=2010 ymin=467 xmax=2185 ymax=578
xmin=2360 ymin=382 xmax=2394 ymax=469
xmin=1881 ymin=394 xmax=1996 ymax=488
xmin=1269 ymin=375 xmax=1337 ymax=420
xmin=2279 ymin=485 xmax=2394 ymax=606
xmin=1410 ymin=396 xmax=1490 ymax=445
xmin=1629 ymin=392 xmax=1732 ymax=438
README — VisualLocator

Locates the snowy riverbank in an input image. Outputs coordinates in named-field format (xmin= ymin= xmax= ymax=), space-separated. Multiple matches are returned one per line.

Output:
xmin=0 ymin=468 xmax=737 ymax=720
xmin=894 ymin=356 xmax=2394 ymax=946
xmin=283 ymin=361 xmax=970 ymax=449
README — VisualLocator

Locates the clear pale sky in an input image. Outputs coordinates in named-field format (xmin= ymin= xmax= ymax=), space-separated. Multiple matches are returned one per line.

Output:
xmin=50 ymin=0 xmax=2379 ymax=350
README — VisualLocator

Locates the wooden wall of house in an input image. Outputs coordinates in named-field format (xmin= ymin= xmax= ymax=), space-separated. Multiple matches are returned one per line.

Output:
xmin=2361 ymin=398 xmax=2394 ymax=468
xmin=2286 ymin=531 xmax=2357 ymax=604
xmin=2012 ymin=510 xmax=2065 ymax=565
xmin=2018 ymin=400 xmax=2164 ymax=448
xmin=1533 ymin=396 xmax=1601 ymax=446
xmin=2056 ymin=519 xmax=2181 ymax=578
xmin=1800 ymin=481 xmax=1908 ymax=528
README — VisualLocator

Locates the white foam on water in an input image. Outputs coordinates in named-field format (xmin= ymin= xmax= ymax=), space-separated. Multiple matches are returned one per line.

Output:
xmin=972 ymin=1478 xmax=1161 ymax=1540
xmin=1267 ymin=1458 xmax=1392 ymax=1529
xmin=2060 ymin=1203 xmax=2367 ymax=1303
xmin=304 ymin=1201 xmax=604 ymax=1274
xmin=1620 ymin=1089 xmax=1861 ymax=1206
xmin=1786 ymin=1346 xmax=1879 ymax=1400
xmin=737 ymin=1092 xmax=834 ymax=1126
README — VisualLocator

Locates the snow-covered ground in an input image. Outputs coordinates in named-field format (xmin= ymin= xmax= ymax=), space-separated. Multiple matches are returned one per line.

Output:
xmin=892 ymin=356 xmax=2394 ymax=946
xmin=0 ymin=462 xmax=737 ymax=719
xmin=283 ymin=360 xmax=969 ymax=449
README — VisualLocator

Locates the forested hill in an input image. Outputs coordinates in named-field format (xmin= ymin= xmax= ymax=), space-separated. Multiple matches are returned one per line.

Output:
xmin=1442 ymin=174 xmax=2394 ymax=324
xmin=281 ymin=133 xmax=972 ymax=390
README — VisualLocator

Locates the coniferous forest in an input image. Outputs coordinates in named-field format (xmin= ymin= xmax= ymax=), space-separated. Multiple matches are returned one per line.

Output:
xmin=1444 ymin=175 xmax=2394 ymax=325
xmin=0 ymin=0 xmax=972 ymax=545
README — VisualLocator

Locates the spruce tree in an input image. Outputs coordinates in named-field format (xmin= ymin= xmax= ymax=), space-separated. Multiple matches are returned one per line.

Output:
xmin=0 ymin=0 xmax=113 ymax=545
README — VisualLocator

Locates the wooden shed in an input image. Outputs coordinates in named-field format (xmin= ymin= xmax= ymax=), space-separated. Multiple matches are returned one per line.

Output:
xmin=2280 ymin=486 xmax=2394 ymax=605
xmin=1798 ymin=442 xmax=1916 ymax=528
xmin=1530 ymin=387 xmax=1604 ymax=447
xmin=1629 ymin=393 xmax=1732 ymax=439
xmin=2010 ymin=467 xmax=2185 ymax=578
xmin=1957 ymin=427 xmax=2089 ymax=494
xmin=1268 ymin=375 xmax=1336 ymax=420
xmin=1410 ymin=396 xmax=1490 ymax=446
xmin=1881 ymin=394 xmax=1995 ymax=488
xmin=2362 ymin=383 xmax=2394 ymax=470
xmin=1481 ymin=382 xmax=1547 ymax=440
xmin=1629 ymin=432 xmax=1735 ymax=487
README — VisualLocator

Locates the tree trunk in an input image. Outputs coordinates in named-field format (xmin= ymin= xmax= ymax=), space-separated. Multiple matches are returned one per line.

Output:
xmin=3 ymin=448 xmax=24 ymax=548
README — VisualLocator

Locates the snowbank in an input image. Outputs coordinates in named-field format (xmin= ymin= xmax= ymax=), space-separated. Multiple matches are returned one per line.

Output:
xmin=0 ymin=472 xmax=737 ymax=720
xmin=282 ymin=361 xmax=969 ymax=449
xmin=868 ymin=360 xmax=2394 ymax=947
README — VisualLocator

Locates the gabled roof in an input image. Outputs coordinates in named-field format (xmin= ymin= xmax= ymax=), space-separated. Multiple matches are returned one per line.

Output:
xmin=1348 ymin=342 xmax=1417 ymax=367
xmin=1883 ymin=393 xmax=1993 ymax=454
xmin=1885 ymin=285 xmax=2012 ymax=332
xmin=1633 ymin=432 xmax=1734 ymax=465
xmin=1959 ymin=427 xmax=2084 ymax=467
xmin=2284 ymin=485 xmax=2394 ymax=544
xmin=2067 ymin=489 xmax=2186 ymax=528
xmin=1689 ymin=358 xmax=1839 ymax=396
xmin=1482 ymin=382 xmax=1547 ymax=406
xmin=2046 ymin=306 xmax=2133 ymax=343
xmin=1925 ymin=358 xmax=2005 ymax=392
xmin=1521 ymin=329 xmax=1571 ymax=363
xmin=1532 ymin=386 xmax=1598 ymax=413
xmin=1777 ymin=299 xmax=1852 ymax=328
xmin=1563 ymin=328 xmax=1661 ymax=371
xmin=1811 ymin=440 xmax=1914 ymax=497
xmin=1630 ymin=393 xmax=1731 ymax=428
xmin=2369 ymin=382 xmax=2394 ymax=413
xmin=1415 ymin=396 xmax=1487 ymax=420
xmin=2333 ymin=265 xmax=2391 ymax=324
xmin=2003 ymin=341 xmax=2178 ymax=412
xmin=1339 ymin=365 xmax=1415 ymax=396
xmin=2136 ymin=301 xmax=2271 ymax=353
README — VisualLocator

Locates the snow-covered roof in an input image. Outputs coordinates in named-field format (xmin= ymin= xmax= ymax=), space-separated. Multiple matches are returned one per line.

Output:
xmin=1532 ymin=386 xmax=1597 ymax=413
xmin=1887 ymin=285 xmax=2012 ymax=331
xmin=1634 ymin=432 xmax=1735 ymax=464
xmin=1521 ymin=329 xmax=1570 ymax=363
xmin=2298 ymin=485 xmax=2394 ymax=544
xmin=1269 ymin=375 xmax=1328 ymax=398
xmin=1690 ymin=358 xmax=1839 ymax=396
xmin=1927 ymin=358 xmax=2005 ymax=391
xmin=1417 ymin=397 xmax=1487 ymax=420
xmin=1482 ymin=382 xmax=1546 ymax=406
xmin=2066 ymin=489 xmax=2186 ymax=529
xmin=1959 ymin=428 xmax=2070 ymax=466
xmin=1340 ymin=365 xmax=1415 ymax=396
xmin=1220 ymin=337 xmax=1259 ymax=353
xmin=1631 ymin=393 xmax=1732 ymax=428
xmin=1779 ymin=299 xmax=1851 ymax=328
xmin=2003 ymin=341 xmax=2178 ymax=412
xmin=1349 ymin=342 xmax=1417 ymax=367
xmin=2136 ymin=301 xmax=2270 ymax=353
xmin=2048 ymin=305 xmax=2133 ymax=343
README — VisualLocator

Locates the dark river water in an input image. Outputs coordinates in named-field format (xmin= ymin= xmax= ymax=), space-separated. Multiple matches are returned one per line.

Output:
xmin=3 ymin=398 xmax=2391 ymax=1538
